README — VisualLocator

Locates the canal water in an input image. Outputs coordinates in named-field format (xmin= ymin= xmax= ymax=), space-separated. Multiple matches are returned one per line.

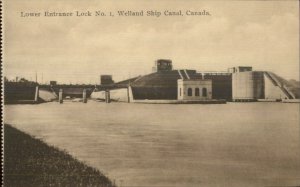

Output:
xmin=4 ymin=101 xmax=300 ymax=187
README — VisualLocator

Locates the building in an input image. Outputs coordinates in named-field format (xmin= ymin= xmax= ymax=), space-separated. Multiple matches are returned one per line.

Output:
xmin=91 ymin=59 xmax=299 ymax=103
xmin=231 ymin=66 xmax=297 ymax=101
xmin=177 ymin=79 xmax=212 ymax=100
xmin=130 ymin=60 xmax=228 ymax=100
xmin=152 ymin=59 xmax=173 ymax=72
xmin=231 ymin=67 xmax=264 ymax=101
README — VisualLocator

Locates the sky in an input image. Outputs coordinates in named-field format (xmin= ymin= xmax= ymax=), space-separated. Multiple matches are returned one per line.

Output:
xmin=4 ymin=0 xmax=299 ymax=84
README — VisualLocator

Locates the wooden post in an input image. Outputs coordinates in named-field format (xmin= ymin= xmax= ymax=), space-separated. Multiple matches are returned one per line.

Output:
xmin=34 ymin=86 xmax=39 ymax=102
xmin=105 ymin=90 xmax=110 ymax=103
xmin=59 ymin=89 xmax=63 ymax=104
xmin=83 ymin=89 xmax=87 ymax=103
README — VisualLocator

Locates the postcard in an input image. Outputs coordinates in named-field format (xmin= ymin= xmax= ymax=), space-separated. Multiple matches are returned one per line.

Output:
xmin=3 ymin=0 xmax=300 ymax=186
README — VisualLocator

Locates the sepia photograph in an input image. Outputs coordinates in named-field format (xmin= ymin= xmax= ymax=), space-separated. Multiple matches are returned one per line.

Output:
xmin=2 ymin=0 xmax=300 ymax=186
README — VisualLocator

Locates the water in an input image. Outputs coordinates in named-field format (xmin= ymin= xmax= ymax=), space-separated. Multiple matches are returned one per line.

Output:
xmin=4 ymin=101 xmax=300 ymax=187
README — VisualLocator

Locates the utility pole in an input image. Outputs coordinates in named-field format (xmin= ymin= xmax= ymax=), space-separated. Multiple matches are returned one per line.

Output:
xmin=35 ymin=71 xmax=38 ymax=83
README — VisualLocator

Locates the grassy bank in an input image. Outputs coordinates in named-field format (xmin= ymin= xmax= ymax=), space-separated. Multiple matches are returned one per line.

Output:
xmin=4 ymin=124 xmax=116 ymax=187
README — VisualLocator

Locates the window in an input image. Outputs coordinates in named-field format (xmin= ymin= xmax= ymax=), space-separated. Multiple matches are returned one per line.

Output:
xmin=195 ymin=88 xmax=200 ymax=96
xmin=202 ymin=88 xmax=207 ymax=97
xmin=188 ymin=88 xmax=192 ymax=96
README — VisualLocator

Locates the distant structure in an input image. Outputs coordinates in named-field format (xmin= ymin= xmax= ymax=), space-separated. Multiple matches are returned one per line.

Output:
xmin=231 ymin=66 xmax=264 ymax=101
xmin=177 ymin=79 xmax=212 ymax=100
xmin=100 ymin=75 xmax=114 ymax=85
xmin=90 ymin=59 xmax=299 ymax=103
xmin=50 ymin=81 xmax=57 ymax=86
xmin=99 ymin=59 xmax=226 ymax=101
xmin=152 ymin=59 xmax=173 ymax=72
xmin=230 ymin=66 xmax=296 ymax=101
xmin=228 ymin=66 xmax=252 ymax=73
xmin=6 ymin=58 xmax=299 ymax=104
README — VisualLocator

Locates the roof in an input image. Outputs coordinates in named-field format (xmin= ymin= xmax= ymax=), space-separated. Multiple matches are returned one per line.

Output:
xmin=130 ymin=70 xmax=201 ymax=87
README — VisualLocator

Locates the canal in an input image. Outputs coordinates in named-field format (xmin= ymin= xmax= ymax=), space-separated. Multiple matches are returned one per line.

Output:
xmin=4 ymin=101 xmax=300 ymax=187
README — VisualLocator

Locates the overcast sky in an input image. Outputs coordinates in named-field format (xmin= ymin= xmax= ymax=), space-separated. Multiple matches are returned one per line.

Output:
xmin=4 ymin=0 xmax=299 ymax=84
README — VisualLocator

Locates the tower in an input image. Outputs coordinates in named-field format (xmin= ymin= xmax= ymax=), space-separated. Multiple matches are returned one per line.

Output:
xmin=154 ymin=59 xmax=173 ymax=72
xmin=100 ymin=75 xmax=114 ymax=85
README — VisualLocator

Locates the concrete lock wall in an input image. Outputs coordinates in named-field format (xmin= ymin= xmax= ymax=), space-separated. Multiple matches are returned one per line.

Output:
xmin=264 ymin=73 xmax=286 ymax=100
xmin=203 ymin=74 xmax=232 ymax=100
xmin=4 ymin=83 xmax=37 ymax=102
xmin=91 ymin=88 xmax=129 ymax=102
xmin=177 ymin=79 xmax=212 ymax=100
xmin=232 ymin=71 xmax=264 ymax=100
xmin=39 ymin=89 xmax=57 ymax=102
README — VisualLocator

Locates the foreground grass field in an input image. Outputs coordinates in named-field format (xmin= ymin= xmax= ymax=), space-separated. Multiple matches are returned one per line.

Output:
xmin=4 ymin=124 xmax=115 ymax=187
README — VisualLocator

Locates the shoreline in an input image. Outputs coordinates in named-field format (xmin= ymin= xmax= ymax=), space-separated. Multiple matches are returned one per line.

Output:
xmin=4 ymin=124 xmax=116 ymax=187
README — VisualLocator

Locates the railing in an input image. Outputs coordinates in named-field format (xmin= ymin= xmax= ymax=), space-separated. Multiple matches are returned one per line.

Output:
xmin=179 ymin=70 xmax=188 ymax=79
xmin=197 ymin=71 xmax=231 ymax=76
xmin=264 ymin=72 xmax=278 ymax=86
xmin=177 ymin=70 xmax=183 ymax=79
xmin=265 ymin=71 xmax=295 ymax=99
xmin=268 ymin=72 xmax=295 ymax=99
xmin=283 ymin=85 xmax=296 ymax=99
xmin=183 ymin=69 xmax=191 ymax=79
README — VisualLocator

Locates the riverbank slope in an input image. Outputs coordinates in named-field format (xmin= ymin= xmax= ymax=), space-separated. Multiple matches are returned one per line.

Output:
xmin=4 ymin=124 xmax=115 ymax=187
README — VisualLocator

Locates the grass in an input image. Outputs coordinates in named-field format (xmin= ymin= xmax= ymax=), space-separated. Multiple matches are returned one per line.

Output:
xmin=4 ymin=124 xmax=116 ymax=187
